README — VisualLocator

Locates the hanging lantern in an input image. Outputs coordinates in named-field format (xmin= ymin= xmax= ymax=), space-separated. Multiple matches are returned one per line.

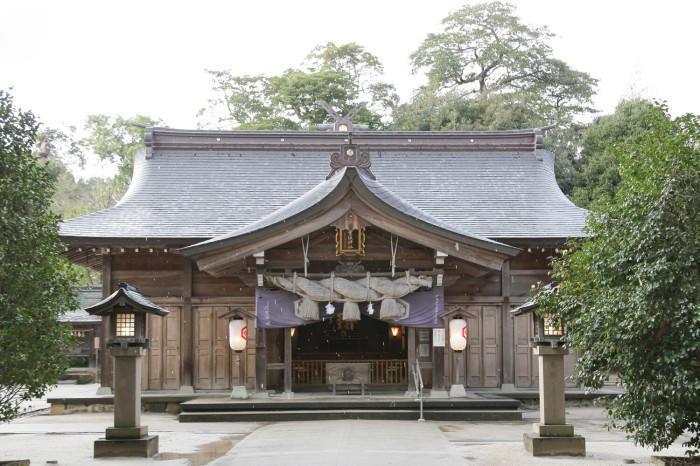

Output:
xmin=390 ymin=326 xmax=400 ymax=337
xmin=228 ymin=316 xmax=247 ymax=353
xmin=325 ymin=302 xmax=336 ymax=315
xmin=449 ymin=318 xmax=467 ymax=352
xmin=367 ymin=301 xmax=375 ymax=315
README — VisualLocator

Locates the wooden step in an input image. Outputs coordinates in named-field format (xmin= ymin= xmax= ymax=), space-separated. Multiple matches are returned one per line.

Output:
xmin=178 ymin=409 xmax=523 ymax=422
xmin=179 ymin=398 xmax=520 ymax=412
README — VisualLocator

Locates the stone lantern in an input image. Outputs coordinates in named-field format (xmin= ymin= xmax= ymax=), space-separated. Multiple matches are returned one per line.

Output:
xmin=85 ymin=283 xmax=169 ymax=458
xmin=511 ymin=290 xmax=585 ymax=457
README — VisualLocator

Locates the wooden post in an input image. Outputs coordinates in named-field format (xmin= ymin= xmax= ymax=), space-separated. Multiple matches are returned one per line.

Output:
xmin=407 ymin=327 xmax=416 ymax=392
xmin=501 ymin=260 xmax=514 ymax=387
xmin=444 ymin=317 xmax=451 ymax=388
xmin=432 ymin=340 xmax=445 ymax=391
xmin=256 ymin=328 xmax=267 ymax=392
xmin=181 ymin=257 xmax=193 ymax=390
xmin=101 ymin=253 xmax=113 ymax=390
xmin=283 ymin=327 xmax=292 ymax=394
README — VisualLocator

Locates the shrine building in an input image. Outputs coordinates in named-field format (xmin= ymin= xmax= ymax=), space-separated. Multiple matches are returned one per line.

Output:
xmin=60 ymin=117 xmax=586 ymax=395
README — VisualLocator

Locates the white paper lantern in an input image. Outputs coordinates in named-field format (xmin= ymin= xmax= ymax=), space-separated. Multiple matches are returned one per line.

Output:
xmin=449 ymin=318 xmax=467 ymax=352
xmin=228 ymin=318 xmax=248 ymax=352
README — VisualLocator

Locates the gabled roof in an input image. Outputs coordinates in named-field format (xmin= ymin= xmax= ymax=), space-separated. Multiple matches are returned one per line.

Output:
xmin=85 ymin=283 xmax=169 ymax=316
xmin=181 ymin=166 xmax=519 ymax=261
xmin=59 ymin=287 xmax=103 ymax=323
xmin=59 ymin=128 xmax=587 ymax=244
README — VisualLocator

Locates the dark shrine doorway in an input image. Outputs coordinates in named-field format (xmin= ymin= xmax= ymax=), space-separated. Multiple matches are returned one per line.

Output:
xmin=291 ymin=312 xmax=408 ymax=388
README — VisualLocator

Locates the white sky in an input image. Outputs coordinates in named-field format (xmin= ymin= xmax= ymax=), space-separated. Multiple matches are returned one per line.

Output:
xmin=2 ymin=0 xmax=698 ymax=176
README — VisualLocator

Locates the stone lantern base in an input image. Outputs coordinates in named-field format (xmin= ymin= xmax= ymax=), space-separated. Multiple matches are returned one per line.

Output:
xmin=94 ymin=345 xmax=159 ymax=457
xmin=523 ymin=423 xmax=585 ymax=456
xmin=94 ymin=434 xmax=159 ymax=458
xmin=523 ymin=345 xmax=586 ymax=456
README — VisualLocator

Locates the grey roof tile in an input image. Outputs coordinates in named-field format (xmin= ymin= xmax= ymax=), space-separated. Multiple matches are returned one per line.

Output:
xmin=59 ymin=133 xmax=587 ymax=242
xmin=59 ymin=287 xmax=103 ymax=323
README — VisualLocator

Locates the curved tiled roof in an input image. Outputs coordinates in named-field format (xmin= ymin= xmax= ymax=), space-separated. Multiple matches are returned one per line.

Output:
xmin=60 ymin=129 xmax=587 ymax=242
xmin=182 ymin=166 xmax=517 ymax=256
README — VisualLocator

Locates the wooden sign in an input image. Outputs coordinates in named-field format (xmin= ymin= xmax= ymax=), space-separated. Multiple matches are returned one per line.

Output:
xmin=326 ymin=362 xmax=371 ymax=385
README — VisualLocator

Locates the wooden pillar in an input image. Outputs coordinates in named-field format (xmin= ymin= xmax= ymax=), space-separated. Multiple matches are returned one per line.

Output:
xmin=501 ymin=259 xmax=514 ymax=387
xmin=407 ymin=327 xmax=416 ymax=391
xmin=101 ymin=253 xmax=113 ymax=389
xmin=181 ymin=257 xmax=193 ymax=390
xmin=256 ymin=328 xmax=267 ymax=392
xmin=432 ymin=333 xmax=445 ymax=391
xmin=444 ymin=317 xmax=452 ymax=388
xmin=283 ymin=327 xmax=292 ymax=394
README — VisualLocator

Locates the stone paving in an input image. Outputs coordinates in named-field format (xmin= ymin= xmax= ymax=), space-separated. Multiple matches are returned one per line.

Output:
xmin=0 ymin=385 xmax=691 ymax=465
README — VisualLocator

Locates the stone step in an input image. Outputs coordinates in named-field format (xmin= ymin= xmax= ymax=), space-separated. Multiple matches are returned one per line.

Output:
xmin=178 ymin=409 xmax=523 ymax=422
xmin=179 ymin=398 xmax=520 ymax=412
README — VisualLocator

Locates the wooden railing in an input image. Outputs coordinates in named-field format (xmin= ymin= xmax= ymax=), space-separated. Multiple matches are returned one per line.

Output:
xmin=292 ymin=359 xmax=408 ymax=386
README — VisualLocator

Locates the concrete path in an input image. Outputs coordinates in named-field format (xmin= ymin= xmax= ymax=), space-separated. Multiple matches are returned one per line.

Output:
xmin=0 ymin=384 xmax=692 ymax=465
xmin=210 ymin=420 xmax=465 ymax=466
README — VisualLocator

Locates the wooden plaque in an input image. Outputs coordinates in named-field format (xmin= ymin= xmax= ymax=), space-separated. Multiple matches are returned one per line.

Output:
xmin=326 ymin=362 xmax=371 ymax=385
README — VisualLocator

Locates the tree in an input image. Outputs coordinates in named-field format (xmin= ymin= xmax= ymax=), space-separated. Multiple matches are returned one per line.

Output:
xmin=571 ymin=99 xmax=656 ymax=207
xmin=201 ymin=42 xmax=398 ymax=130
xmin=82 ymin=114 xmax=162 ymax=199
xmin=409 ymin=2 xmax=596 ymax=124
xmin=534 ymin=103 xmax=699 ymax=455
xmin=0 ymin=89 xmax=79 ymax=422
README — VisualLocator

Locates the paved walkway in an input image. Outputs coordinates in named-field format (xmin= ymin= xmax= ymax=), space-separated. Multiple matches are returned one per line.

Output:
xmin=0 ymin=385 xmax=691 ymax=465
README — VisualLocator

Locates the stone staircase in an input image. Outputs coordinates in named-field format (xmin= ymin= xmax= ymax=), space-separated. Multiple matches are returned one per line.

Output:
xmin=178 ymin=395 xmax=522 ymax=422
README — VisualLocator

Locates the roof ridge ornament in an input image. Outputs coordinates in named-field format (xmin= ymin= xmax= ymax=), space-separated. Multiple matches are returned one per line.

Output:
xmin=327 ymin=141 xmax=375 ymax=180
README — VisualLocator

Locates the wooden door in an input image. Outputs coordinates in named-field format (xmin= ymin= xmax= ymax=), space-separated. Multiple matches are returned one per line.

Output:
xmin=466 ymin=311 xmax=481 ymax=387
xmin=141 ymin=306 xmax=181 ymax=390
xmin=148 ymin=315 xmax=163 ymax=389
xmin=194 ymin=306 xmax=231 ymax=390
xmin=482 ymin=306 xmax=499 ymax=387
xmin=163 ymin=310 xmax=180 ymax=389
xmin=457 ymin=305 xmax=501 ymax=388
xmin=514 ymin=312 xmax=534 ymax=387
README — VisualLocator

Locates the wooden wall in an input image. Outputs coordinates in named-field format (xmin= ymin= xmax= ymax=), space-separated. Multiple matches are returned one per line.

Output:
xmin=97 ymin=239 xmax=574 ymax=391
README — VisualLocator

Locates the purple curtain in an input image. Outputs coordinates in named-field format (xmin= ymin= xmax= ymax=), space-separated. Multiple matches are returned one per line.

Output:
xmin=255 ymin=287 xmax=444 ymax=329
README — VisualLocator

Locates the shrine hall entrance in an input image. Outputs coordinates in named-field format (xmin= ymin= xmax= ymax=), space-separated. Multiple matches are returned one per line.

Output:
xmin=290 ymin=313 xmax=408 ymax=389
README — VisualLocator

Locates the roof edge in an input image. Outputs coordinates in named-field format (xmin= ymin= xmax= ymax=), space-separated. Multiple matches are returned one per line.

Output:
xmin=145 ymin=127 xmax=542 ymax=154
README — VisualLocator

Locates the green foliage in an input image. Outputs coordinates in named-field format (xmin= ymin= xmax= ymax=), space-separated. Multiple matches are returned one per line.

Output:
xmin=409 ymin=2 xmax=596 ymax=123
xmin=534 ymin=104 xmax=700 ymax=455
xmin=397 ymin=2 xmax=597 ymax=195
xmin=83 ymin=114 xmax=162 ymax=197
xmin=201 ymin=42 xmax=398 ymax=130
xmin=572 ymin=99 xmax=655 ymax=207
xmin=0 ymin=89 xmax=79 ymax=422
